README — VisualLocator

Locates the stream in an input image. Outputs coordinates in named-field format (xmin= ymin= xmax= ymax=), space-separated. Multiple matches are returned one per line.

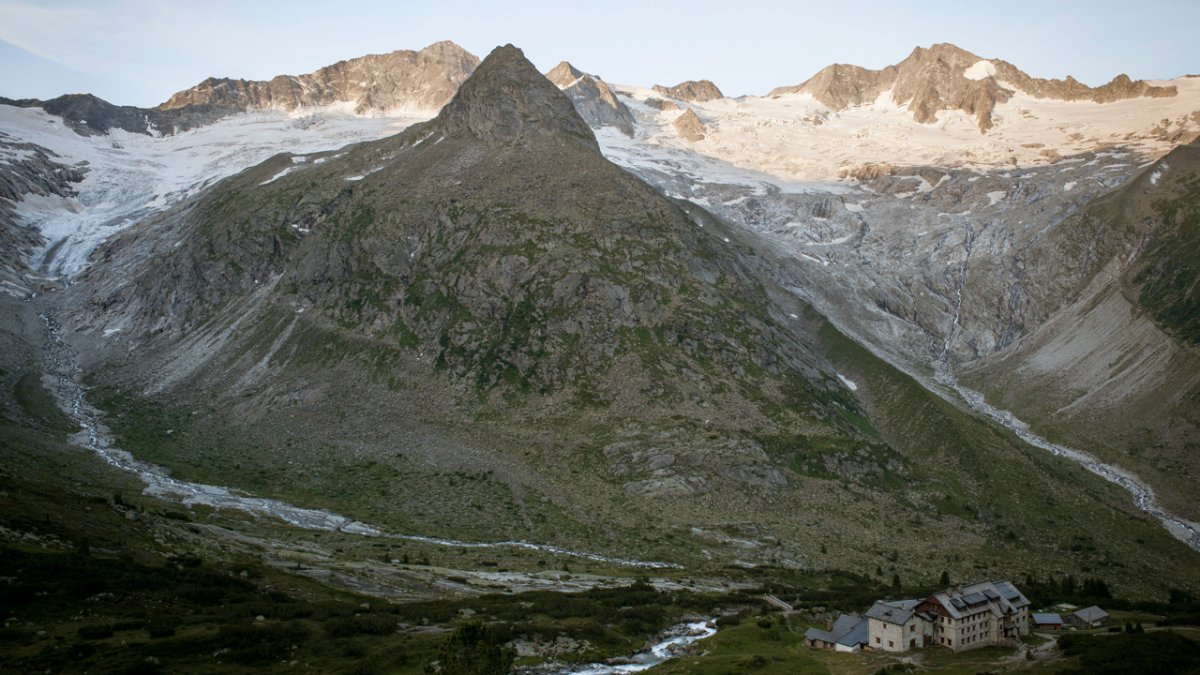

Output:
xmin=37 ymin=310 xmax=680 ymax=569
xmin=933 ymin=365 xmax=1200 ymax=552
xmin=531 ymin=620 xmax=717 ymax=674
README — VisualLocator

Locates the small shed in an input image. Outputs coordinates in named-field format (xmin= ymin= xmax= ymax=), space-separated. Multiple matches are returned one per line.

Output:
xmin=1067 ymin=606 xmax=1108 ymax=628
xmin=1032 ymin=612 xmax=1063 ymax=630
xmin=805 ymin=613 xmax=868 ymax=652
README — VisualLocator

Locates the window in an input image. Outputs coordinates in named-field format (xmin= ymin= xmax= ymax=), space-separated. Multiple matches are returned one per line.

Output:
xmin=875 ymin=637 xmax=880 ymax=644
xmin=888 ymin=640 xmax=894 ymax=648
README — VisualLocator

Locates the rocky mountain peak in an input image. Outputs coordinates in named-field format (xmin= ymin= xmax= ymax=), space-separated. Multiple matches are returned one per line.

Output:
xmin=543 ymin=60 xmax=635 ymax=136
xmin=435 ymin=44 xmax=598 ymax=146
xmin=157 ymin=40 xmax=480 ymax=115
xmin=545 ymin=61 xmax=587 ymax=86
xmin=653 ymin=80 xmax=725 ymax=102
xmin=418 ymin=39 xmax=476 ymax=61
xmin=911 ymin=42 xmax=981 ymax=64
xmin=770 ymin=42 xmax=1177 ymax=132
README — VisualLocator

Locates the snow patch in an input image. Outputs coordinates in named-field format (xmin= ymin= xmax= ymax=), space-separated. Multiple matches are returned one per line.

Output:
xmin=844 ymin=202 xmax=864 ymax=213
xmin=963 ymin=60 xmax=997 ymax=81
xmin=806 ymin=233 xmax=854 ymax=246
xmin=1063 ymin=181 xmax=1077 ymax=191
xmin=987 ymin=190 xmax=1007 ymax=205
xmin=837 ymin=373 xmax=858 ymax=391
xmin=260 ymin=166 xmax=299 ymax=185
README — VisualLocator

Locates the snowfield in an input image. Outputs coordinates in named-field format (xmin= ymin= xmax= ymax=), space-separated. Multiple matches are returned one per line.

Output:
xmin=604 ymin=78 xmax=1200 ymax=184
xmin=3 ymin=72 xmax=1198 ymax=280
xmin=1 ymin=105 xmax=431 ymax=277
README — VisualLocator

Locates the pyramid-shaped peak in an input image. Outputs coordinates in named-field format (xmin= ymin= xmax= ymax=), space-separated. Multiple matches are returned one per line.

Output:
xmin=419 ymin=40 xmax=472 ymax=56
xmin=546 ymin=61 xmax=587 ymax=86
xmin=435 ymin=44 xmax=597 ymax=147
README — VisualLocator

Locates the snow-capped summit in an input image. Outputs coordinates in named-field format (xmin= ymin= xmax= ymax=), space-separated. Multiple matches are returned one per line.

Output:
xmin=769 ymin=42 xmax=1176 ymax=131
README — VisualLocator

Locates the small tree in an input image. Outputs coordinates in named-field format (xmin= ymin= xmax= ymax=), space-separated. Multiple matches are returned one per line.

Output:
xmin=426 ymin=622 xmax=514 ymax=675
xmin=892 ymin=573 xmax=901 ymax=589
xmin=939 ymin=571 xmax=950 ymax=586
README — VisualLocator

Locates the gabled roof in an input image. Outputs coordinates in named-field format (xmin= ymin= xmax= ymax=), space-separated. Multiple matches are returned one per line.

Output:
xmin=1032 ymin=612 xmax=1063 ymax=624
xmin=805 ymin=613 xmax=868 ymax=647
xmin=866 ymin=600 xmax=918 ymax=625
xmin=1072 ymin=606 xmax=1108 ymax=622
xmin=930 ymin=580 xmax=1030 ymax=620
xmin=993 ymin=581 xmax=1031 ymax=608
xmin=804 ymin=626 xmax=834 ymax=643
xmin=835 ymin=615 xmax=869 ymax=647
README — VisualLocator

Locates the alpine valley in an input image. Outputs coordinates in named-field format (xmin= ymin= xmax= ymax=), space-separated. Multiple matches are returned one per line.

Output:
xmin=2 ymin=38 xmax=1199 ymax=674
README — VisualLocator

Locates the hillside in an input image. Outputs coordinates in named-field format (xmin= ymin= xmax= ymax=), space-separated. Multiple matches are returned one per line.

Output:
xmin=957 ymin=140 xmax=1200 ymax=521
xmin=50 ymin=46 xmax=1198 ymax=595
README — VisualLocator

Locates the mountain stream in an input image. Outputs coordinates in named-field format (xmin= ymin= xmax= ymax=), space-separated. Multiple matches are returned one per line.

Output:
xmin=38 ymin=309 xmax=680 ymax=569
xmin=531 ymin=620 xmax=717 ymax=674
xmin=933 ymin=365 xmax=1200 ymax=552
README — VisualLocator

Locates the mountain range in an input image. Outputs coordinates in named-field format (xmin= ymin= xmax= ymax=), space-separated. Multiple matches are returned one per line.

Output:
xmin=1 ymin=38 xmax=1198 ymax=671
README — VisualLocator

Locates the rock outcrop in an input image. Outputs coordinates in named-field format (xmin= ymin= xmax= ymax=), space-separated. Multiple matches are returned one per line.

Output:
xmin=0 ymin=93 xmax=228 ymax=136
xmin=770 ymin=43 xmax=1177 ymax=131
xmin=653 ymin=80 xmax=724 ymax=102
xmin=643 ymin=97 xmax=679 ymax=111
xmin=673 ymin=109 xmax=707 ymax=141
xmin=544 ymin=61 xmax=636 ymax=136
xmin=159 ymin=40 xmax=480 ymax=115
xmin=0 ymin=133 xmax=86 ymax=286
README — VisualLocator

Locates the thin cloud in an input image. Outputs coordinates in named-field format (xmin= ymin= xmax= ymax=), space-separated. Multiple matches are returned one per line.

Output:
xmin=0 ymin=1 xmax=100 ymax=68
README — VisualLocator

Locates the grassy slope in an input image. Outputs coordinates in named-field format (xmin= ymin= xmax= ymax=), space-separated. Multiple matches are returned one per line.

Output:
xmin=959 ymin=142 xmax=1200 ymax=522
xmin=5 ymin=363 xmax=1199 ymax=673
xmin=810 ymin=313 xmax=1200 ymax=597
xmin=80 ymin=291 xmax=1200 ymax=599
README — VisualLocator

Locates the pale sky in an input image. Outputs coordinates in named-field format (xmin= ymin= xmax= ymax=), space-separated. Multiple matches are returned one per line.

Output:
xmin=1 ymin=0 xmax=1197 ymax=107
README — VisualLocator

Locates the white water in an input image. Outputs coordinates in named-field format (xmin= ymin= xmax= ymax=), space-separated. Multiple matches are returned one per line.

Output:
xmin=780 ymin=276 xmax=1200 ymax=554
xmin=935 ymin=366 xmax=1200 ymax=552
xmin=38 ymin=310 xmax=680 ymax=569
xmin=541 ymin=620 xmax=716 ymax=674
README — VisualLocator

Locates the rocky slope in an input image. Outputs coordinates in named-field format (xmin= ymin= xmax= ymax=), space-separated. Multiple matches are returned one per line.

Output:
xmin=66 ymin=45 xmax=855 ymax=557
xmin=54 ymin=46 xmax=1200 ymax=593
xmin=0 ymin=131 xmax=85 ymax=291
xmin=545 ymin=61 xmax=635 ymax=135
xmin=618 ymin=136 xmax=1200 ymax=525
xmin=0 ymin=42 xmax=477 ymax=139
xmin=768 ymin=42 xmax=1177 ymax=131
xmin=159 ymin=40 xmax=479 ymax=115
xmin=0 ymin=92 xmax=230 ymax=136
xmin=652 ymin=80 xmax=724 ymax=102
xmin=959 ymin=141 xmax=1200 ymax=519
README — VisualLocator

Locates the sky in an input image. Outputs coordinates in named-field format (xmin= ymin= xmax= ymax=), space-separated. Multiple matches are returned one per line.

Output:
xmin=1 ymin=0 xmax=1198 ymax=107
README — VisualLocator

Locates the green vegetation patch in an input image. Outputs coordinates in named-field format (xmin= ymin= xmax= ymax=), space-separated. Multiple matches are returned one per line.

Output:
xmin=13 ymin=371 xmax=78 ymax=435
xmin=1057 ymin=630 xmax=1200 ymax=675
xmin=1133 ymin=171 xmax=1200 ymax=345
